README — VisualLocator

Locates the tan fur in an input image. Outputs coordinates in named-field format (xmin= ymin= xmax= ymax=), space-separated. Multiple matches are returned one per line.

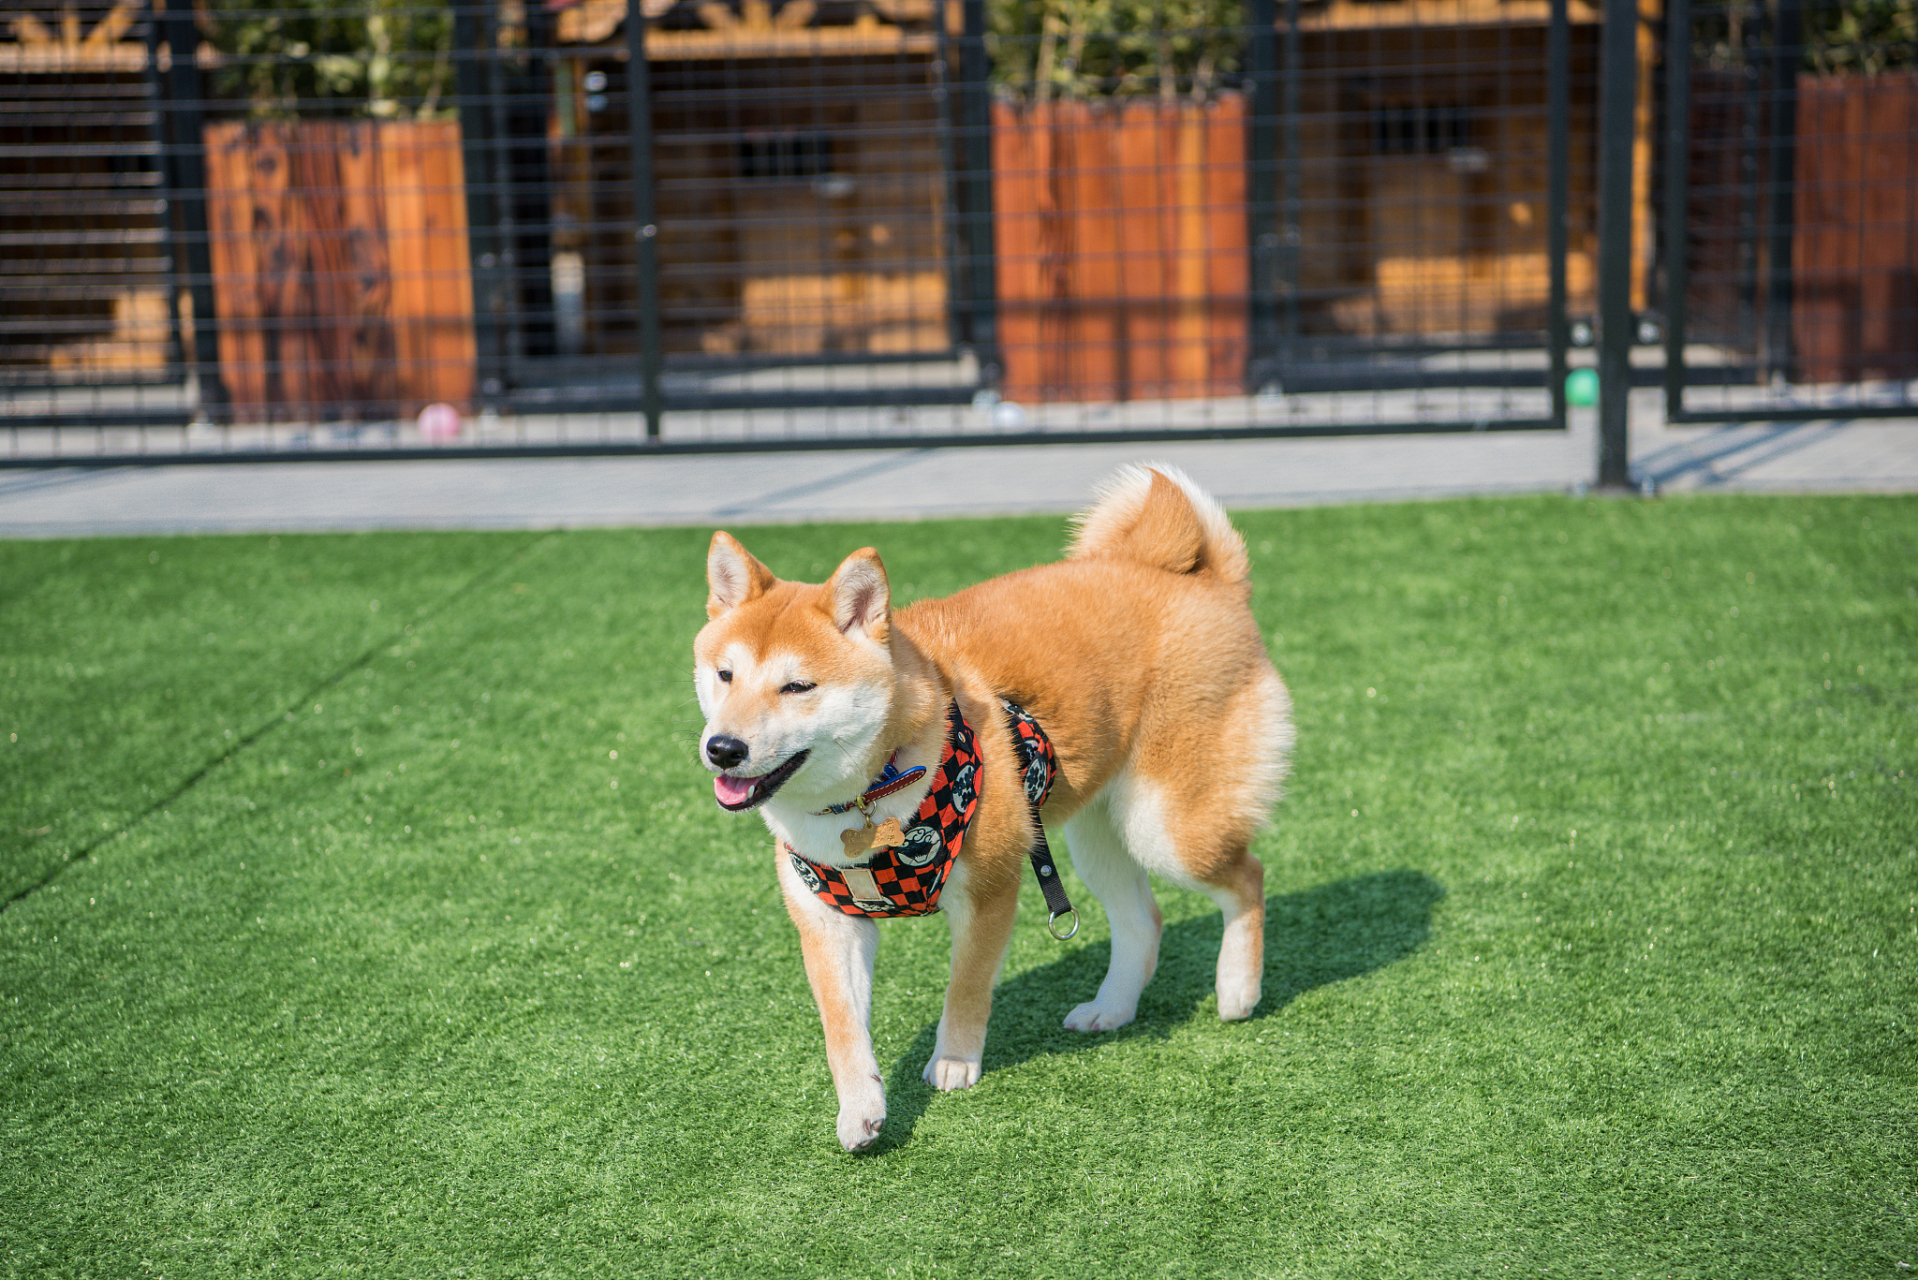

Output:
xmin=694 ymin=463 xmax=1292 ymax=1151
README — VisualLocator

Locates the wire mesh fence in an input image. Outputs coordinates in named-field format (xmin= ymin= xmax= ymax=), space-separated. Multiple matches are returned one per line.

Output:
xmin=0 ymin=0 xmax=1909 ymax=463
xmin=1663 ymin=0 xmax=1918 ymax=423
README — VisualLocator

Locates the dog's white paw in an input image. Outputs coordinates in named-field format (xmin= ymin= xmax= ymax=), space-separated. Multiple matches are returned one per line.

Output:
xmin=1217 ymin=984 xmax=1261 ymax=1022
xmin=836 ymin=1077 xmax=887 ymax=1152
xmin=1063 ymin=1000 xmax=1136 ymax=1032
xmin=921 ymin=1053 xmax=981 ymax=1091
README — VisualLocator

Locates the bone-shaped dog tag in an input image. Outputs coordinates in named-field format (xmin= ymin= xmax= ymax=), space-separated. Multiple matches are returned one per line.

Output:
xmin=840 ymin=820 xmax=878 ymax=858
xmin=870 ymin=817 xmax=905 ymax=848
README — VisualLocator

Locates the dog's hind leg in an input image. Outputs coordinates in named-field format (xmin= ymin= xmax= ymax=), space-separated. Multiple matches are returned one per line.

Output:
xmin=1191 ymin=669 xmax=1289 ymax=1021
xmin=1196 ymin=844 xmax=1265 ymax=1021
xmin=1130 ymin=665 xmax=1287 ymax=1021
xmin=1103 ymin=768 xmax=1269 ymax=1023
xmin=1061 ymin=794 xmax=1162 ymax=1032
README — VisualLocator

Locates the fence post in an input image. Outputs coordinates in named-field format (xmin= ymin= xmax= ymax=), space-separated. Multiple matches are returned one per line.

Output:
xmin=510 ymin=4 xmax=558 ymax=364
xmin=1279 ymin=0 xmax=1302 ymax=369
xmin=452 ymin=1 xmax=505 ymax=409
xmin=957 ymin=0 xmax=999 ymax=386
xmin=1661 ymin=0 xmax=1692 ymax=423
xmin=158 ymin=0 xmax=225 ymax=421
xmin=1761 ymin=0 xmax=1800 ymax=384
xmin=1548 ymin=0 xmax=1571 ymax=431
xmin=623 ymin=8 xmax=663 ymax=439
xmin=1595 ymin=0 xmax=1639 ymax=489
xmin=1245 ymin=0 xmax=1280 ymax=390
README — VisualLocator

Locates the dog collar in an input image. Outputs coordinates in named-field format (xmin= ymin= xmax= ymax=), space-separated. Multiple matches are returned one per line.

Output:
xmin=814 ymin=752 xmax=929 ymax=816
xmin=787 ymin=703 xmax=979 ymax=919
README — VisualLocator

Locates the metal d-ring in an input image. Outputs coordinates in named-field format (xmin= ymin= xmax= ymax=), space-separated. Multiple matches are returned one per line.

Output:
xmin=1047 ymin=908 xmax=1079 ymax=941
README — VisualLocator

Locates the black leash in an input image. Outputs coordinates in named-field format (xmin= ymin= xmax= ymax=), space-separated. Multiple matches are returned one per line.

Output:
xmin=1002 ymin=698 xmax=1077 ymax=941
xmin=1026 ymin=811 xmax=1078 ymax=940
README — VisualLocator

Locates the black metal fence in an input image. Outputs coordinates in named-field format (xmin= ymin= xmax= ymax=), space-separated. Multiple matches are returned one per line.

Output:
xmin=0 ymin=0 xmax=1910 ymax=465
xmin=1663 ymin=0 xmax=1918 ymax=423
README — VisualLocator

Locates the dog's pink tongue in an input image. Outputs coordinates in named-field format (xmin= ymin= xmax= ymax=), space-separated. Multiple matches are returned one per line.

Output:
xmin=713 ymin=773 xmax=757 ymax=807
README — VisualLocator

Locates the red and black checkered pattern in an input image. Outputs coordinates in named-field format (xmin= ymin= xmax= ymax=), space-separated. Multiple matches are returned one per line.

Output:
xmin=1001 ymin=699 xmax=1058 ymax=807
xmin=787 ymin=702 xmax=980 ymax=918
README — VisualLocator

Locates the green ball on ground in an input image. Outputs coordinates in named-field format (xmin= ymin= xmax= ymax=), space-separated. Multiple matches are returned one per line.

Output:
xmin=1566 ymin=368 xmax=1599 ymax=406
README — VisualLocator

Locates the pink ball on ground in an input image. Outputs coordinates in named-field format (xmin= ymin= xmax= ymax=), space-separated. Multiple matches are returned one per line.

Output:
xmin=417 ymin=402 xmax=462 ymax=441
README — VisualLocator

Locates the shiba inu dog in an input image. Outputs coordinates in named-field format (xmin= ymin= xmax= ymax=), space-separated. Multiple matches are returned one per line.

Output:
xmin=693 ymin=464 xmax=1293 ymax=1151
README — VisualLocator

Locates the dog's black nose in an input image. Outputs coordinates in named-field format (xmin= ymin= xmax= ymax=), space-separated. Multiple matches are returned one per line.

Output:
xmin=706 ymin=735 xmax=750 ymax=769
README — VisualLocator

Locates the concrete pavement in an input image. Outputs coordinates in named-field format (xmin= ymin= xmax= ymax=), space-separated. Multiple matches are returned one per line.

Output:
xmin=4 ymin=394 xmax=1915 ymax=537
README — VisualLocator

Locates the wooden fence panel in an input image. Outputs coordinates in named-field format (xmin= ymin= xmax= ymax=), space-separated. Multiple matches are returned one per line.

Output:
xmin=382 ymin=122 xmax=479 ymax=411
xmin=204 ymin=119 xmax=475 ymax=421
xmin=1793 ymin=73 xmax=1918 ymax=385
xmin=993 ymin=96 xmax=1249 ymax=403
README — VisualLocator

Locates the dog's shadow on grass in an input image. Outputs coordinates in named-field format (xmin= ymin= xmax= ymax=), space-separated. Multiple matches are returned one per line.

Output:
xmin=873 ymin=868 xmax=1445 ymax=1152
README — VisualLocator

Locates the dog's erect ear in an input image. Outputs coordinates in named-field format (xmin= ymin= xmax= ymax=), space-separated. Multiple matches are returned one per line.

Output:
xmin=826 ymin=548 xmax=890 ymax=642
xmin=707 ymin=531 xmax=777 ymax=619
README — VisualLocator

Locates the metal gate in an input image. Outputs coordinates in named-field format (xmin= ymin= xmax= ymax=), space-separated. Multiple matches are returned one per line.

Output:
xmin=1661 ymin=0 xmax=1918 ymax=423
xmin=450 ymin=0 xmax=983 ymax=431
xmin=2 ymin=0 xmax=1588 ymax=463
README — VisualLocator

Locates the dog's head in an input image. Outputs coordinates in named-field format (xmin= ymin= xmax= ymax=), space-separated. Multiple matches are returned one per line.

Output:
xmin=693 ymin=531 xmax=896 ymax=813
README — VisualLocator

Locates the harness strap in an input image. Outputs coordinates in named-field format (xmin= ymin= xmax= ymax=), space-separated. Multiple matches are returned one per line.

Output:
xmin=787 ymin=702 xmax=976 ymax=919
xmin=1001 ymin=699 xmax=1077 ymax=941
xmin=1025 ymin=815 xmax=1078 ymax=941
xmin=788 ymin=699 xmax=1077 ymax=939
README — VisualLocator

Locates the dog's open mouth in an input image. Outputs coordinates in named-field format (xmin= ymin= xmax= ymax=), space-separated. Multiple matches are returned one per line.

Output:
xmin=713 ymin=749 xmax=810 ymax=812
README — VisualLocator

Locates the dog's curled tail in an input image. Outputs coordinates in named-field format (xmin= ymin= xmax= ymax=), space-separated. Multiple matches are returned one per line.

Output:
xmin=1067 ymin=463 xmax=1250 ymax=587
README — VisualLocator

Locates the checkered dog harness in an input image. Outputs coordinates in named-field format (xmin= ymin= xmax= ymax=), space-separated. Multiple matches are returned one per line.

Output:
xmin=787 ymin=700 xmax=1059 ymax=919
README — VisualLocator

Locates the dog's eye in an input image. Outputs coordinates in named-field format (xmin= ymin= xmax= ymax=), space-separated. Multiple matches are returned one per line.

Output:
xmin=716 ymin=669 xmax=732 ymax=684
xmin=780 ymin=680 xmax=815 ymax=695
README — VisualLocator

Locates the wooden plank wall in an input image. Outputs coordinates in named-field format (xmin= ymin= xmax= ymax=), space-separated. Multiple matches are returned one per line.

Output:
xmin=993 ymin=96 xmax=1248 ymax=403
xmin=1793 ymin=73 xmax=1918 ymax=385
xmin=204 ymin=120 xmax=476 ymax=421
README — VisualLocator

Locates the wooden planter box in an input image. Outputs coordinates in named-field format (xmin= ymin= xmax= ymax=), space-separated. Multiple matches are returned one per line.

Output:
xmin=204 ymin=119 xmax=476 ymax=421
xmin=992 ymin=95 xmax=1249 ymax=404
xmin=1793 ymin=73 xmax=1918 ymax=386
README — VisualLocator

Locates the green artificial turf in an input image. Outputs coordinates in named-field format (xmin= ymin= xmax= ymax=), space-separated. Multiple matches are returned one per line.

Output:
xmin=2 ymin=494 xmax=1913 ymax=1278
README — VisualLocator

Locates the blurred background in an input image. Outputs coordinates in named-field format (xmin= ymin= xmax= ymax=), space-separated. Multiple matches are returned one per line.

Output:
xmin=1 ymin=0 xmax=1912 ymax=459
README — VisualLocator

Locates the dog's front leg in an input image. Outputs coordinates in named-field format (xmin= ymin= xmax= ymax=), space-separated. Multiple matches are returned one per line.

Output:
xmin=924 ymin=867 xmax=1018 ymax=1091
xmin=778 ymin=855 xmax=887 ymax=1152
